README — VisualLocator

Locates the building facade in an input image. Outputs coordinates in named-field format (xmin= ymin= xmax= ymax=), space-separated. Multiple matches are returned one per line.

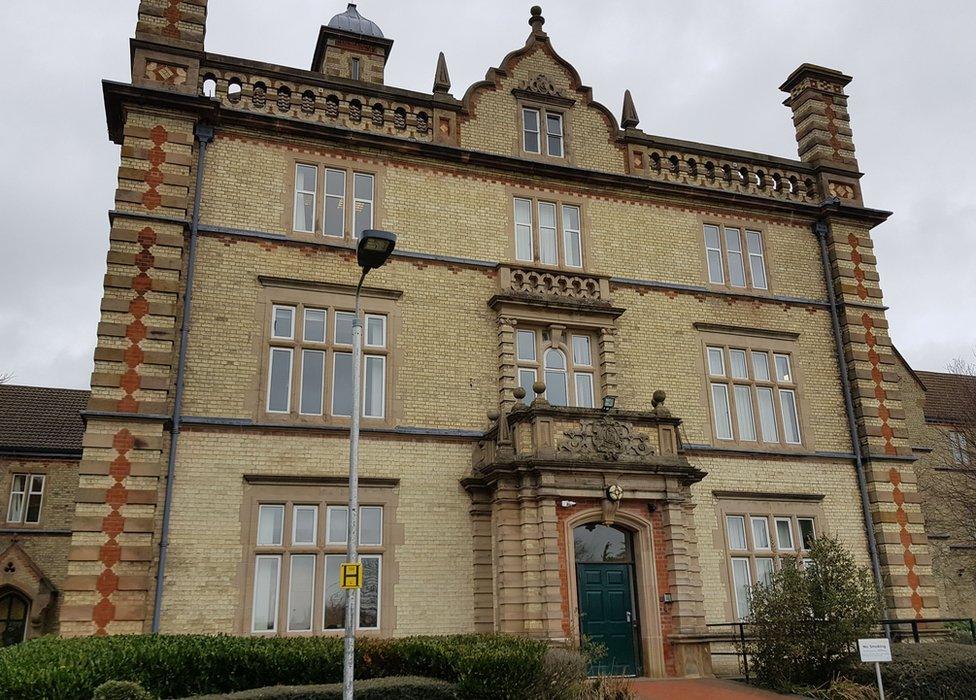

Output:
xmin=36 ymin=0 xmax=953 ymax=677
xmin=0 ymin=385 xmax=87 ymax=645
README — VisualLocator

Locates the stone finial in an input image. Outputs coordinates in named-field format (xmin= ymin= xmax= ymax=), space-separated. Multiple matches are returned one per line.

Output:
xmin=433 ymin=52 xmax=452 ymax=94
xmin=529 ymin=6 xmax=546 ymax=35
xmin=531 ymin=380 xmax=549 ymax=406
xmin=621 ymin=90 xmax=639 ymax=129
xmin=651 ymin=390 xmax=671 ymax=417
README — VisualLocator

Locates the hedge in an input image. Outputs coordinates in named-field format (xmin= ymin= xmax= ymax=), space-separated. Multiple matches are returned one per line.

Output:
xmin=856 ymin=642 xmax=976 ymax=700
xmin=0 ymin=634 xmax=549 ymax=700
xmin=187 ymin=676 xmax=457 ymax=699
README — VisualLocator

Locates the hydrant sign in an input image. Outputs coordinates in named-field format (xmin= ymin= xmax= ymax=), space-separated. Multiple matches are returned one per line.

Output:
xmin=858 ymin=638 xmax=892 ymax=663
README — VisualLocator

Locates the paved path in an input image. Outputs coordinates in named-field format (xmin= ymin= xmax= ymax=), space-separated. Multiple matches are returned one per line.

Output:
xmin=631 ymin=677 xmax=795 ymax=699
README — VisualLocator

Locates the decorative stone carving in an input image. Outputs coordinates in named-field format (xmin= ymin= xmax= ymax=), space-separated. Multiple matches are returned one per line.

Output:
xmin=519 ymin=73 xmax=564 ymax=98
xmin=558 ymin=414 xmax=653 ymax=461
xmin=828 ymin=181 xmax=858 ymax=199
xmin=508 ymin=267 xmax=604 ymax=302
xmin=145 ymin=61 xmax=188 ymax=86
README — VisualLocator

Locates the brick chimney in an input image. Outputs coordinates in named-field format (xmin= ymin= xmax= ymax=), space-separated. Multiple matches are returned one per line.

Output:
xmin=131 ymin=0 xmax=208 ymax=94
xmin=781 ymin=64 xmax=863 ymax=204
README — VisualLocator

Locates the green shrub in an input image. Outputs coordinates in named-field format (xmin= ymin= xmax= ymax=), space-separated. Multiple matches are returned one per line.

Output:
xmin=189 ymin=676 xmax=456 ymax=699
xmin=855 ymin=642 xmax=976 ymax=700
xmin=531 ymin=647 xmax=587 ymax=699
xmin=92 ymin=680 xmax=154 ymax=700
xmin=0 ymin=634 xmax=548 ymax=700
xmin=748 ymin=535 xmax=882 ymax=691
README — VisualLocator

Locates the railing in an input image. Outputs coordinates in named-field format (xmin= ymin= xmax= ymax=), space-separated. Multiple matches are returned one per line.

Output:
xmin=707 ymin=618 xmax=976 ymax=683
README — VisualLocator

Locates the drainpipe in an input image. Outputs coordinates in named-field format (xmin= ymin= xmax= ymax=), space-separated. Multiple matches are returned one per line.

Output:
xmin=813 ymin=213 xmax=885 ymax=601
xmin=151 ymin=123 xmax=215 ymax=633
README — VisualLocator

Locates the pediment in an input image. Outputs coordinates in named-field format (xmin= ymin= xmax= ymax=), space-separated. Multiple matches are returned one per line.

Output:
xmin=459 ymin=17 xmax=626 ymax=173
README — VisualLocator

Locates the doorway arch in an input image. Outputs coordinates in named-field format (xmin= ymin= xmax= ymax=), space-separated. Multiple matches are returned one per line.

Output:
xmin=565 ymin=510 xmax=665 ymax=678
xmin=0 ymin=588 xmax=30 ymax=647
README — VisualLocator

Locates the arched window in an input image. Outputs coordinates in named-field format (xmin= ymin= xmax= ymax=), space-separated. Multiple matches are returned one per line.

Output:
xmin=0 ymin=590 xmax=29 ymax=647
xmin=544 ymin=348 xmax=568 ymax=407
xmin=573 ymin=523 xmax=633 ymax=563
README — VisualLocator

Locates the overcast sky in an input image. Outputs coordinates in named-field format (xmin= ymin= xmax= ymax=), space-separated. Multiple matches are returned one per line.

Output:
xmin=1 ymin=1 xmax=973 ymax=389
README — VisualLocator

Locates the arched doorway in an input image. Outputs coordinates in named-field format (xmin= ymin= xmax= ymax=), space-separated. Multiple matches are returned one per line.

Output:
xmin=574 ymin=522 xmax=641 ymax=676
xmin=0 ymin=589 xmax=29 ymax=647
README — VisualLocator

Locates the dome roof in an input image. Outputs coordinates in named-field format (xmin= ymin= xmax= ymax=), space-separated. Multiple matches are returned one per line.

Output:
xmin=328 ymin=3 xmax=384 ymax=38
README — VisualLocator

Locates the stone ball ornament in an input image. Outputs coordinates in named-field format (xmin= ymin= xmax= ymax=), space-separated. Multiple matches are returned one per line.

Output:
xmin=513 ymin=386 xmax=527 ymax=401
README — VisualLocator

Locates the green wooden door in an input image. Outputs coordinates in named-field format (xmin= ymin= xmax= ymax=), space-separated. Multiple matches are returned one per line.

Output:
xmin=577 ymin=563 xmax=640 ymax=676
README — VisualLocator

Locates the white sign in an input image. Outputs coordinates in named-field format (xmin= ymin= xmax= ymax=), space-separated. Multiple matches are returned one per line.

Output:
xmin=858 ymin=638 xmax=892 ymax=663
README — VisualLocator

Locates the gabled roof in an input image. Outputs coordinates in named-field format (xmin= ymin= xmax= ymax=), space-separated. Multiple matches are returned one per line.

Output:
xmin=0 ymin=385 xmax=89 ymax=455
xmin=915 ymin=371 xmax=976 ymax=426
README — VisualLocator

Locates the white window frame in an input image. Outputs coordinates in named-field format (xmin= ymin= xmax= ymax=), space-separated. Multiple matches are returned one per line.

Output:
xmin=267 ymin=347 xmax=294 ymax=414
xmin=257 ymin=504 xmax=285 ymax=546
xmin=324 ymin=168 xmax=346 ymax=238
xmin=285 ymin=553 xmax=316 ymax=633
xmin=291 ymin=505 xmax=319 ymax=546
xmin=272 ymin=305 xmax=296 ymax=340
xmin=514 ymin=197 xmax=535 ymax=262
xmin=704 ymin=224 xmax=769 ymax=290
xmin=293 ymin=164 xmax=318 ymax=233
xmin=522 ymin=107 xmax=541 ymax=154
xmin=545 ymin=112 xmax=564 ymax=158
xmin=562 ymin=204 xmax=582 ymax=268
xmin=251 ymin=554 xmax=281 ymax=634
xmin=352 ymin=173 xmax=374 ymax=239
xmin=750 ymin=516 xmax=771 ymax=551
xmin=5 ymin=474 xmax=41 ymax=524
xmin=326 ymin=505 xmax=349 ymax=545
xmin=357 ymin=554 xmax=382 ymax=630
xmin=746 ymin=229 xmax=768 ymax=290
xmin=775 ymin=517 xmax=795 ymax=551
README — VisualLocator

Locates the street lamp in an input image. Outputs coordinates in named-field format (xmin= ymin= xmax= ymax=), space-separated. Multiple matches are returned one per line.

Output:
xmin=343 ymin=229 xmax=396 ymax=700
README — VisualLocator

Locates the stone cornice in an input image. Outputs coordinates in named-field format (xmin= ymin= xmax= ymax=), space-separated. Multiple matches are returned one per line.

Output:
xmin=102 ymin=81 xmax=892 ymax=228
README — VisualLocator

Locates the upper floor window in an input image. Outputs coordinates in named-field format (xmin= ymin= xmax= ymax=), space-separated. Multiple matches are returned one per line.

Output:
xmin=704 ymin=224 xmax=767 ymax=290
xmin=725 ymin=512 xmax=817 ymax=619
xmin=522 ymin=108 xmax=563 ymax=158
xmin=266 ymin=305 xmax=388 ymax=420
xmin=6 ymin=474 xmax=44 ymax=524
xmin=513 ymin=197 xmax=582 ymax=268
xmin=248 ymin=499 xmax=385 ymax=635
xmin=516 ymin=328 xmax=596 ymax=407
xmin=949 ymin=430 xmax=971 ymax=467
xmin=350 ymin=57 xmax=361 ymax=81
xmin=292 ymin=164 xmax=375 ymax=240
xmin=707 ymin=344 xmax=801 ymax=446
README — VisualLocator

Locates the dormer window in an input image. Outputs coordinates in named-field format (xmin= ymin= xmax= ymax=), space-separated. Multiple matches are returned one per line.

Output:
xmin=522 ymin=108 xmax=563 ymax=158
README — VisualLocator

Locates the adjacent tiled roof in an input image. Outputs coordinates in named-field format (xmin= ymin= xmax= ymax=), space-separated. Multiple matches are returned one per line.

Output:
xmin=916 ymin=371 xmax=976 ymax=425
xmin=0 ymin=385 xmax=89 ymax=454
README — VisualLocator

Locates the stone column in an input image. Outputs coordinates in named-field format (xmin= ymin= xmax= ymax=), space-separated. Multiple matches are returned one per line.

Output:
xmin=497 ymin=316 xmax=519 ymax=409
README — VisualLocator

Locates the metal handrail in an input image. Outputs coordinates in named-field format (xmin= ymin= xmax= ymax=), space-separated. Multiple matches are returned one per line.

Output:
xmin=705 ymin=617 xmax=976 ymax=683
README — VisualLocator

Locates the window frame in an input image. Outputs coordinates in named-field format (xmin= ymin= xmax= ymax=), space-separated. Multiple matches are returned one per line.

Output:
xmin=720 ymin=504 xmax=822 ymax=621
xmin=701 ymin=221 xmax=770 ymax=292
xmin=6 ymin=473 xmax=44 ymax=525
xmin=287 ymin=159 xmax=381 ymax=241
xmin=515 ymin=327 xmax=600 ymax=407
xmin=510 ymin=194 xmax=585 ymax=270
xmin=243 ymin=480 xmax=395 ymax=637
xmin=518 ymin=100 xmax=570 ymax=162
xmin=949 ymin=430 xmax=971 ymax=467
xmin=701 ymin=334 xmax=806 ymax=450
xmin=257 ymin=284 xmax=399 ymax=428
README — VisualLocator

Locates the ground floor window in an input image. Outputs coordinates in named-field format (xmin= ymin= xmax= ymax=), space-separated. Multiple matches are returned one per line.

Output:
xmin=243 ymin=482 xmax=393 ymax=636
xmin=719 ymin=500 xmax=821 ymax=620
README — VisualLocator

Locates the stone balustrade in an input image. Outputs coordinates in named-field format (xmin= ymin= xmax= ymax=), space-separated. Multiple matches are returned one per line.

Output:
xmin=498 ymin=265 xmax=611 ymax=305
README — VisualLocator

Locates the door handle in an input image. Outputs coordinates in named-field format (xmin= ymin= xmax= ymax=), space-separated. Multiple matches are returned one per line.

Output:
xmin=625 ymin=612 xmax=631 ymax=623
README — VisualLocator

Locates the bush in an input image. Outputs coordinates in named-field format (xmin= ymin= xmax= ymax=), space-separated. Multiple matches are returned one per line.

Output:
xmin=0 ymin=634 xmax=550 ymax=700
xmin=856 ymin=642 xmax=976 ymax=700
xmin=188 ymin=676 xmax=456 ymax=699
xmin=748 ymin=535 xmax=882 ymax=691
xmin=92 ymin=680 xmax=154 ymax=700
xmin=531 ymin=647 xmax=587 ymax=699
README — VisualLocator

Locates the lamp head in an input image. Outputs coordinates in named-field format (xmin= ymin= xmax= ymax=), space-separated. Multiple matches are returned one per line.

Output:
xmin=602 ymin=395 xmax=617 ymax=411
xmin=357 ymin=229 xmax=397 ymax=270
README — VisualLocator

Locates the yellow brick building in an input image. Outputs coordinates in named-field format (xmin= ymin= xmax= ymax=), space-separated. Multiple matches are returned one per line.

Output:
xmin=44 ymin=0 xmax=949 ymax=677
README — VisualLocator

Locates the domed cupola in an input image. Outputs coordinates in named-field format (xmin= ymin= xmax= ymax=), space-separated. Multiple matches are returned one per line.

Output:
xmin=313 ymin=3 xmax=394 ymax=84
xmin=327 ymin=3 xmax=384 ymax=38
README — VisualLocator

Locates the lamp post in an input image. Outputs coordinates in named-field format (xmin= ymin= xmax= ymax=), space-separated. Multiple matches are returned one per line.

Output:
xmin=343 ymin=229 xmax=396 ymax=700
